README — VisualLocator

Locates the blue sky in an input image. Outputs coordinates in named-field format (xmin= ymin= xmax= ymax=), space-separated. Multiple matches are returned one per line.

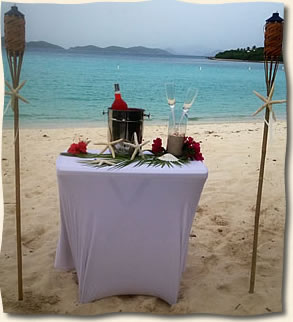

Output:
xmin=1 ymin=0 xmax=284 ymax=55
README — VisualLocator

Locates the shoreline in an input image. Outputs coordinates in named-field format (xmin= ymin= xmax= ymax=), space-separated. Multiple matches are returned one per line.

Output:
xmin=208 ymin=57 xmax=284 ymax=64
xmin=1 ymin=116 xmax=287 ymax=130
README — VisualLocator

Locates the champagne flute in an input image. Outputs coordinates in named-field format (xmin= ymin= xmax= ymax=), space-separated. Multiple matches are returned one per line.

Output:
xmin=178 ymin=87 xmax=198 ymax=127
xmin=165 ymin=82 xmax=176 ymax=128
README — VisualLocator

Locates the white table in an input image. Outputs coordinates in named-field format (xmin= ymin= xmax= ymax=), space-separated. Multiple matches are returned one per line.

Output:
xmin=55 ymin=153 xmax=208 ymax=304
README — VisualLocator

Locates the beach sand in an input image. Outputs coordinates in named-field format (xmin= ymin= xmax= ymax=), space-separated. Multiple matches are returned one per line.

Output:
xmin=0 ymin=121 xmax=287 ymax=315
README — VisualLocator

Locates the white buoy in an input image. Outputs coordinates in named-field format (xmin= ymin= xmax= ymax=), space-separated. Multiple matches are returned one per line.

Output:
xmin=199 ymin=66 xmax=202 ymax=71
xmin=117 ymin=64 xmax=120 ymax=70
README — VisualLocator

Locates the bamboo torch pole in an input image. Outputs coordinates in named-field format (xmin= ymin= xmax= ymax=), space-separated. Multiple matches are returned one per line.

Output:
xmin=249 ymin=12 xmax=284 ymax=294
xmin=4 ymin=5 xmax=26 ymax=301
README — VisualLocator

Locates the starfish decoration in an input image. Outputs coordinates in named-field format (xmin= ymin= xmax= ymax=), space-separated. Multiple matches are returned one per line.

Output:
xmin=94 ymin=138 xmax=124 ymax=158
xmin=252 ymin=82 xmax=286 ymax=121
xmin=88 ymin=159 xmax=116 ymax=166
xmin=124 ymin=132 xmax=150 ymax=161
xmin=5 ymin=80 xmax=29 ymax=111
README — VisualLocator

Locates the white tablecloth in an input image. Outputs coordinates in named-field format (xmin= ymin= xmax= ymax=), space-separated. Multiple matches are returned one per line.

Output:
xmin=55 ymin=153 xmax=208 ymax=304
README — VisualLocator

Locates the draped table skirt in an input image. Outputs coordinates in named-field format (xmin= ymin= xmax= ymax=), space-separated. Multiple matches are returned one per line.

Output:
xmin=55 ymin=153 xmax=208 ymax=304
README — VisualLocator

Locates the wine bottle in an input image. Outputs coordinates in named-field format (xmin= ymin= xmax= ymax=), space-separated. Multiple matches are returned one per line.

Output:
xmin=111 ymin=83 xmax=128 ymax=110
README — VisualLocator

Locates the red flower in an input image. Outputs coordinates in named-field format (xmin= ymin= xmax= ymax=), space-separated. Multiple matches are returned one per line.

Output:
xmin=67 ymin=141 xmax=88 ymax=155
xmin=152 ymin=138 xmax=164 ymax=155
xmin=68 ymin=143 xmax=79 ymax=155
xmin=182 ymin=136 xmax=204 ymax=161
xmin=77 ymin=141 xmax=87 ymax=154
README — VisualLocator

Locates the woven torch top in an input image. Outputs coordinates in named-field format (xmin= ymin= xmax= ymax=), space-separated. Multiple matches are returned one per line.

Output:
xmin=4 ymin=5 xmax=24 ymax=18
xmin=264 ymin=12 xmax=284 ymax=59
xmin=4 ymin=5 xmax=25 ymax=55
xmin=266 ymin=12 xmax=284 ymax=23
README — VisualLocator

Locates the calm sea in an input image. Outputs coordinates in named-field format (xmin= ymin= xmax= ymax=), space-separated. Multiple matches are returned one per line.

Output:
xmin=2 ymin=51 xmax=287 ymax=128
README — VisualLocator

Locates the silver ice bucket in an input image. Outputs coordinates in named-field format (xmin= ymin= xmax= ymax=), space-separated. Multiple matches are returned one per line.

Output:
xmin=108 ymin=107 xmax=146 ymax=155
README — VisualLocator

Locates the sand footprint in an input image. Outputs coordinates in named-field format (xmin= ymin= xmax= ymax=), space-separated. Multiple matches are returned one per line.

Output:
xmin=216 ymin=283 xmax=230 ymax=292
xmin=203 ymin=254 xmax=220 ymax=271
xmin=24 ymin=190 xmax=43 ymax=198
xmin=22 ymin=226 xmax=46 ymax=250
xmin=211 ymin=215 xmax=229 ymax=226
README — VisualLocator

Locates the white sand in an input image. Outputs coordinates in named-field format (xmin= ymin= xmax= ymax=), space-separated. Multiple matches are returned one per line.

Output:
xmin=0 ymin=121 xmax=286 ymax=315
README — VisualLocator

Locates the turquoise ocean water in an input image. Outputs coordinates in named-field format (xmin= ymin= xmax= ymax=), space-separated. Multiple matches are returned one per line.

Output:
xmin=2 ymin=51 xmax=287 ymax=128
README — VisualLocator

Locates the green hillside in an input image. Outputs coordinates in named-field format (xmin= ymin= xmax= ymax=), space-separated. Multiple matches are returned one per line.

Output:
xmin=214 ymin=46 xmax=283 ymax=62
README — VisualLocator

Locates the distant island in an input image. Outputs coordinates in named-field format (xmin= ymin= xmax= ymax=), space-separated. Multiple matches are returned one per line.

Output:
xmin=211 ymin=46 xmax=283 ymax=62
xmin=1 ymin=38 xmax=173 ymax=57
xmin=67 ymin=45 xmax=172 ymax=56
xmin=26 ymin=40 xmax=65 ymax=51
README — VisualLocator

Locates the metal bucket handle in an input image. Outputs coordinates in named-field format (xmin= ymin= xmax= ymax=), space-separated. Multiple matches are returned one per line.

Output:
xmin=103 ymin=110 xmax=151 ymax=119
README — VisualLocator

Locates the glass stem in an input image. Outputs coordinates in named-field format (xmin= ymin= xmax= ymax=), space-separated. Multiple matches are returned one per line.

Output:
xmin=170 ymin=105 xmax=176 ymax=130
xmin=178 ymin=109 xmax=187 ymax=129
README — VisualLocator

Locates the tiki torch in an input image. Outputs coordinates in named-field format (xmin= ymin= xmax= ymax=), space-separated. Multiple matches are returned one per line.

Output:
xmin=249 ymin=12 xmax=284 ymax=294
xmin=4 ymin=5 xmax=27 ymax=301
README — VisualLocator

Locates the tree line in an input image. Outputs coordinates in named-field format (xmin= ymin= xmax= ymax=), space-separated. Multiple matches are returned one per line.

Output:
xmin=214 ymin=46 xmax=283 ymax=62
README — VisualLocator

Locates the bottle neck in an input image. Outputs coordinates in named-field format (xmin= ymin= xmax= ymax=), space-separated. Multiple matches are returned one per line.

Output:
xmin=114 ymin=92 xmax=122 ymax=100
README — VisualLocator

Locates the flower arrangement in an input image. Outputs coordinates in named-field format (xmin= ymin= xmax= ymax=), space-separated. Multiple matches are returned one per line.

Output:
xmin=151 ymin=138 xmax=165 ymax=155
xmin=182 ymin=136 xmax=204 ymax=161
xmin=67 ymin=139 xmax=90 ymax=155
xmin=151 ymin=136 xmax=204 ymax=161
xmin=62 ymin=134 xmax=204 ymax=168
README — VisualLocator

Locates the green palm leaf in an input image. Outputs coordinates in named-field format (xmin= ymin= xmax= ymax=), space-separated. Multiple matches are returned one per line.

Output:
xmin=61 ymin=152 xmax=190 ymax=169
